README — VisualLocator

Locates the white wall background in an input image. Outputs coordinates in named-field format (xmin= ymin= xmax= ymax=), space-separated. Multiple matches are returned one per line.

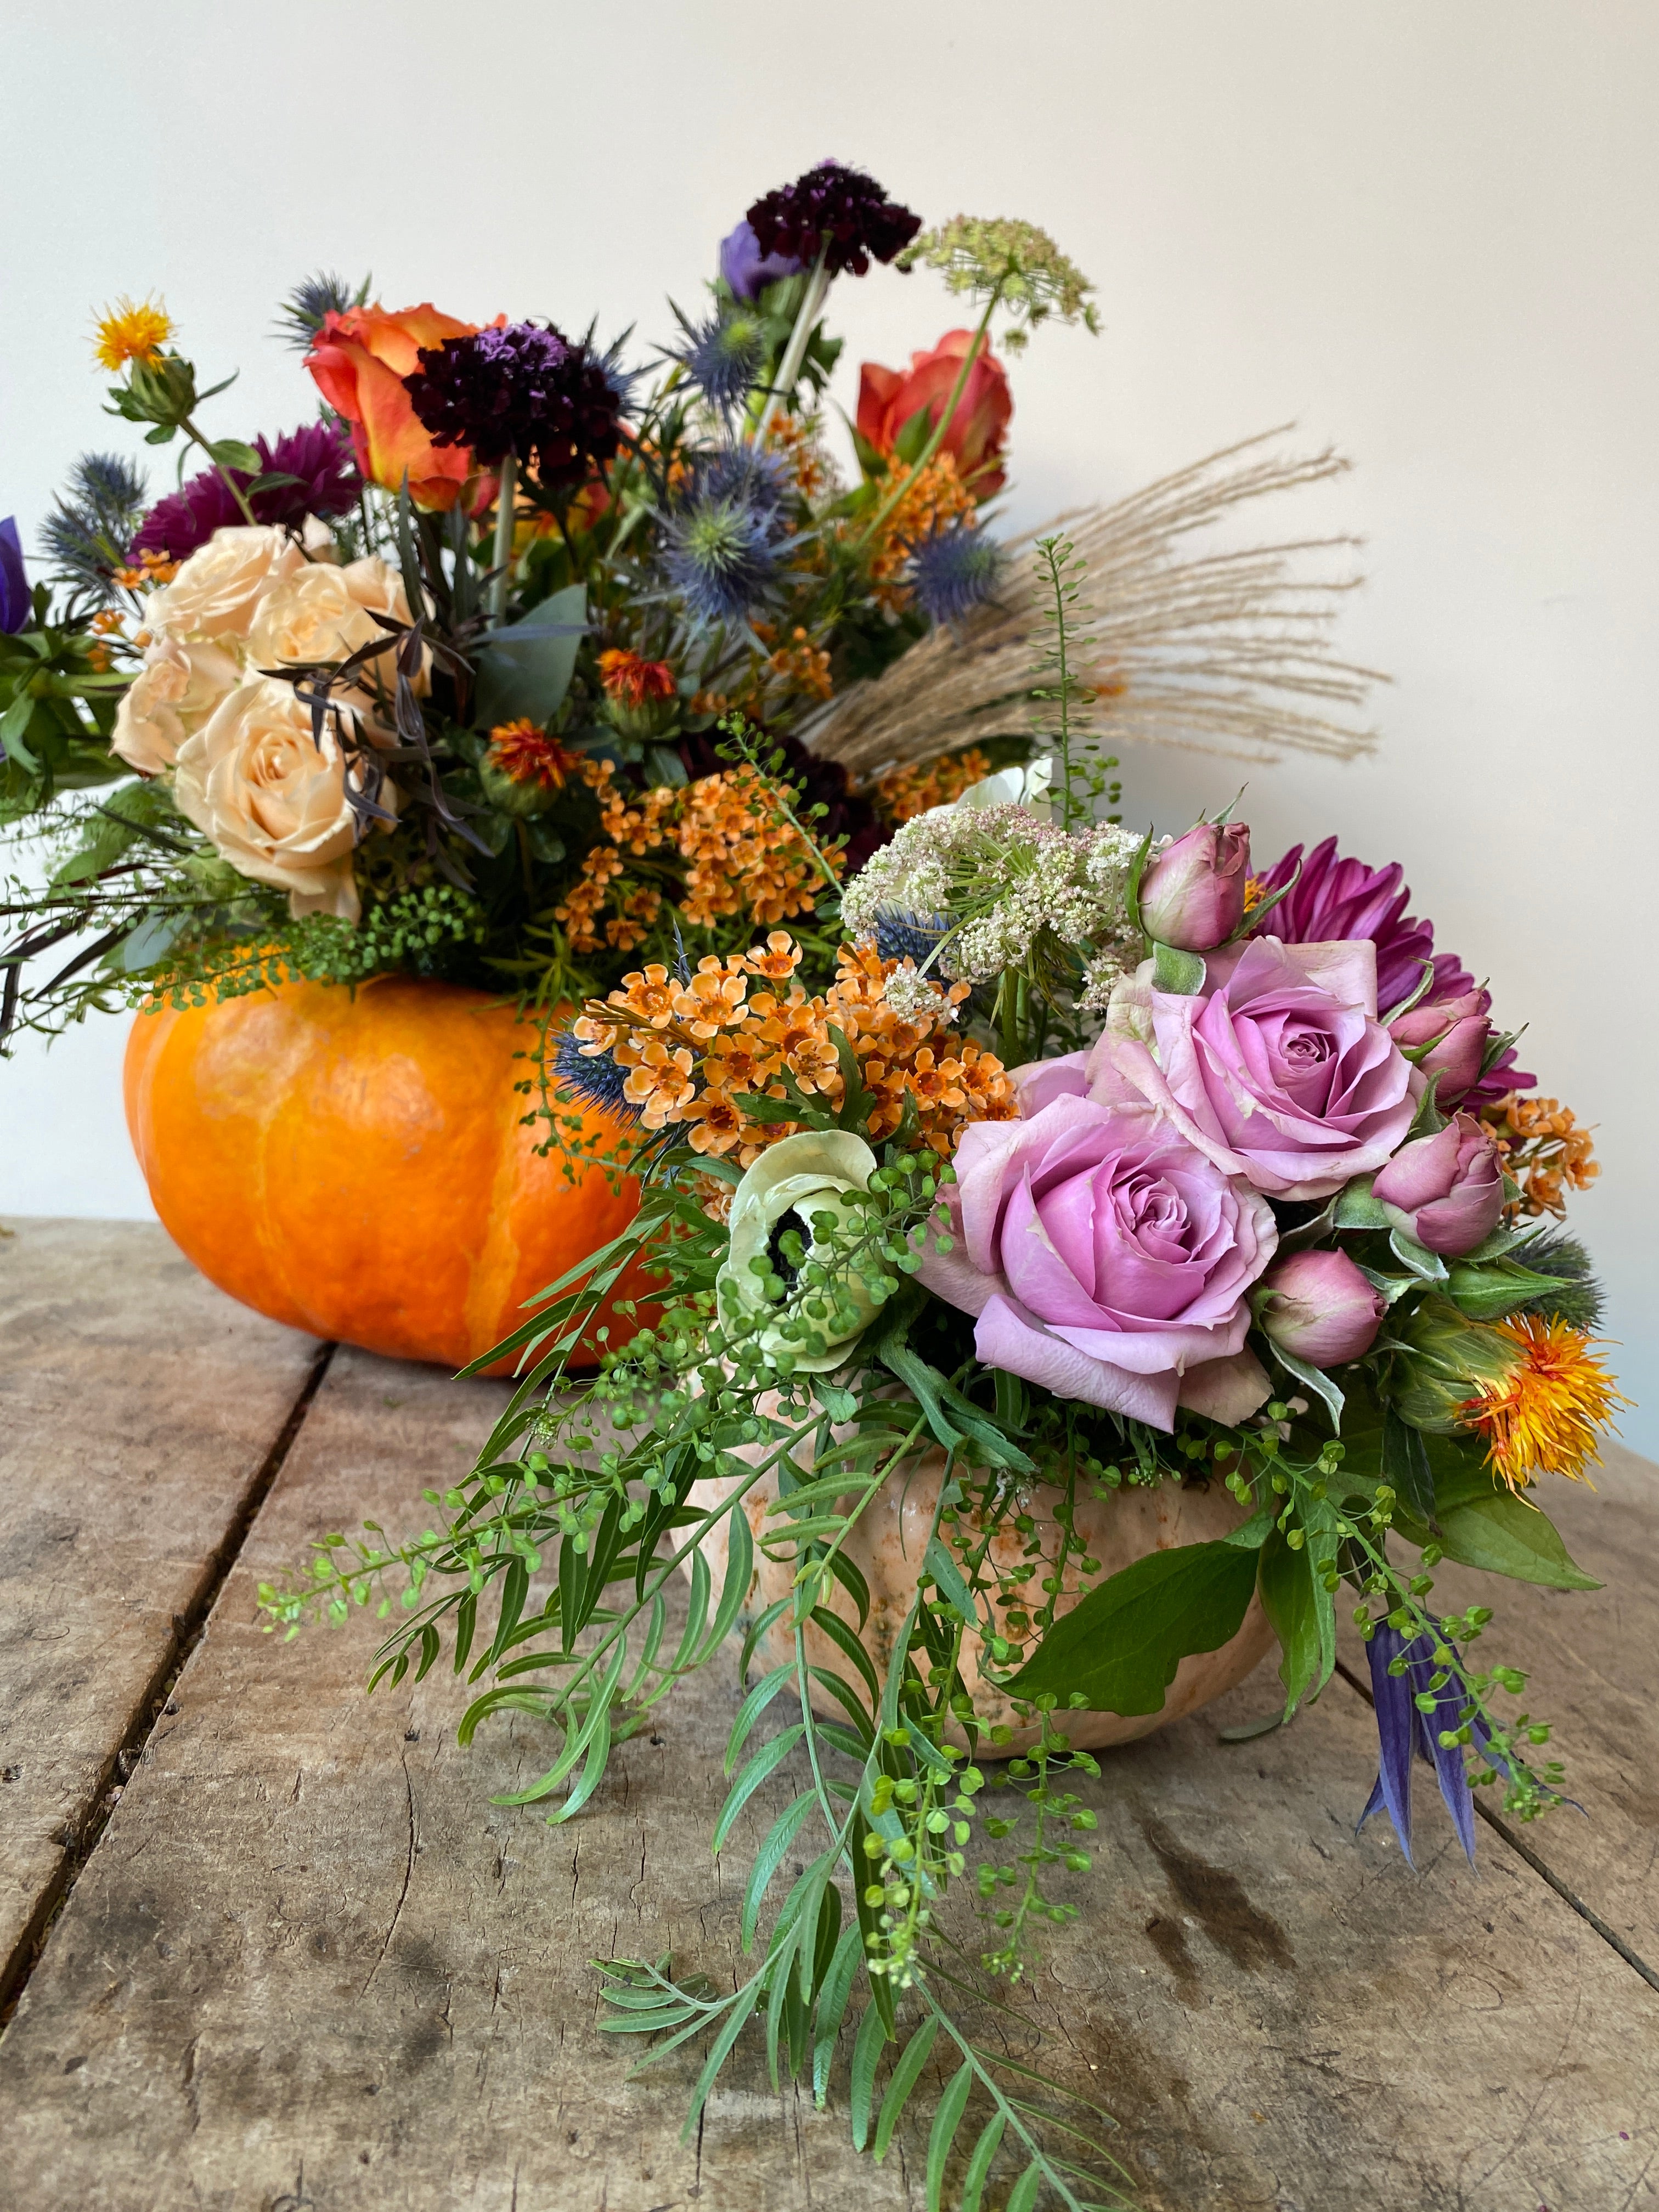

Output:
xmin=2 ymin=0 xmax=1655 ymax=1449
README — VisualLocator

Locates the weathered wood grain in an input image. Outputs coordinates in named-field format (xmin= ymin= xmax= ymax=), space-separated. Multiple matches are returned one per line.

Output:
xmin=1375 ymin=1438 xmax=1659 ymax=1963
xmin=0 ymin=1218 xmax=322 ymax=2005
xmin=0 ymin=1272 xmax=1652 ymax=2210
xmin=0 ymin=1347 xmax=918 ymax=2210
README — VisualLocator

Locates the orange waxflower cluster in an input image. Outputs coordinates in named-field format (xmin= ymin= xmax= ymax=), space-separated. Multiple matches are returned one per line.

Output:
xmin=876 ymin=747 xmax=994 ymax=824
xmin=554 ymin=761 xmax=841 ymax=954
xmin=572 ymin=933 xmax=1017 ymax=1167
xmin=765 ymin=626 xmax=834 ymax=703
xmin=1481 ymin=1093 xmax=1599 ymax=1218
xmin=1458 ymin=1313 xmax=1628 ymax=1489
xmin=768 ymin=413 xmax=837 ymax=504
xmin=870 ymin=452 xmax=979 ymax=610
xmin=112 ymin=547 xmax=180 ymax=590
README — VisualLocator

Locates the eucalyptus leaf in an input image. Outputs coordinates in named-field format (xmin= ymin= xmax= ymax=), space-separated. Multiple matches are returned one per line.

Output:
xmin=475 ymin=583 xmax=587 ymax=727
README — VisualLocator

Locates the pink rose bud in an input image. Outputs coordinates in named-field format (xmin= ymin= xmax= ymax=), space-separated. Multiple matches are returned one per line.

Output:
xmin=1256 ymin=1248 xmax=1386 ymax=1367
xmin=1138 ymin=822 xmax=1251 ymax=951
xmin=1372 ymin=1113 xmax=1505 ymax=1256
xmin=1389 ymin=989 xmax=1492 ymax=1107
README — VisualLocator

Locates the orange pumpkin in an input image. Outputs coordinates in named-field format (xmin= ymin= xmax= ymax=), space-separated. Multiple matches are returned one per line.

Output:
xmin=123 ymin=974 xmax=648 ymax=1373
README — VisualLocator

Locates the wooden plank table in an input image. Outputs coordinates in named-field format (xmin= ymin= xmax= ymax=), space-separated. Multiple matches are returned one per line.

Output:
xmin=1 ymin=1219 xmax=1654 ymax=2210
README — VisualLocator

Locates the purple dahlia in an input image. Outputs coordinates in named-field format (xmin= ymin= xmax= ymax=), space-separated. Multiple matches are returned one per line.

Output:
xmin=403 ymin=320 xmax=622 ymax=486
xmin=1253 ymin=836 xmax=1533 ymax=1099
xmin=745 ymin=161 xmax=921 ymax=280
xmin=129 ymin=421 xmax=360 ymax=563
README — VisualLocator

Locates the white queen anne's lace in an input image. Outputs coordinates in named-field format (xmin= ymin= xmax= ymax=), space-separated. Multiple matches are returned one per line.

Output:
xmin=842 ymin=802 xmax=1141 ymax=982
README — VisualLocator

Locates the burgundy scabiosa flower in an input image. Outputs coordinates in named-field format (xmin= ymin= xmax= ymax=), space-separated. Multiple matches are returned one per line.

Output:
xmin=745 ymin=161 xmax=922 ymax=279
xmin=1252 ymin=835 xmax=1533 ymax=1101
xmin=403 ymin=321 xmax=622 ymax=486
xmin=128 ymin=422 xmax=361 ymax=563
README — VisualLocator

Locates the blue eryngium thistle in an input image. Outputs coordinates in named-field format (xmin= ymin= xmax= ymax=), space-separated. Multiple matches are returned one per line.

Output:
xmin=906 ymin=521 xmax=1003 ymax=626
xmin=874 ymin=909 xmax=950 ymax=967
xmin=276 ymin=269 xmax=368 ymax=352
xmin=663 ymin=453 xmax=788 ymax=627
xmin=40 ymin=450 xmax=150 ymax=600
xmin=552 ymin=1030 xmax=640 ymax=1125
xmin=670 ymin=306 xmax=766 ymax=416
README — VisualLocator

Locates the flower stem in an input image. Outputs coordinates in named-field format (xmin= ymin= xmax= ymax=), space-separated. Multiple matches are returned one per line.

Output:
xmin=490 ymin=450 xmax=518 ymax=625
xmin=179 ymin=416 xmax=259 ymax=527
xmin=853 ymin=279 xmax=1005 ymax=555
xmin=753 ymin=247 xmax=831 ymax=443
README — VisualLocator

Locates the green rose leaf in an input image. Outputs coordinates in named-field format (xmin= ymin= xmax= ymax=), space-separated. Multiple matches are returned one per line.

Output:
xmin=1006 ymin=1540 xmax=1257 ymax=1716
xmin=1432 ymin=1488 xmax=1601 ymax=1590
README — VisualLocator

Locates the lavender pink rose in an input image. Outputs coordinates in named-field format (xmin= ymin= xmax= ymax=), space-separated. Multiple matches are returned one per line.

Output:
xmin=1101 ymin=936 xmax=1420 ymax=1202
xmin=917 ymin=1092 xmax=1277 ymax=1430
xmin=1371 ymin=1113 xmax=1505 ymax=1255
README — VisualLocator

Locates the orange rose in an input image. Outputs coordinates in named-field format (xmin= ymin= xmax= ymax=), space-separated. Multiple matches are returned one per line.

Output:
xmin=856 ymin=329 xmax=1013 ymax=499
xmin=307 ymin=303 xmax=494 ymax=511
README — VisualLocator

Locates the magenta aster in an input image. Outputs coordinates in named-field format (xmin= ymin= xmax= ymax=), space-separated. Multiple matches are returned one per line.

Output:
xmin=745 ymin=161 xmax=921 ymax=279
xmin=1253 ymin=836 xmax=1532 ymax=1099
xmin=129 ymin=421 xmax=360 ymax=562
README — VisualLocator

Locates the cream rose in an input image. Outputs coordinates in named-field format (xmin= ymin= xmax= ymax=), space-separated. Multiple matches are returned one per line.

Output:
xmin=171 ymin=677 xmax=389 ymax=922
xmin=110 ymin=635 xmax=243 ymax=775
xmin=245 ymin=557 xmax=426 ymax=740
xmin=146 ymin=525 xmax=303 ymax=643
xmin=248 ymin=563 xmax=391 ymax=672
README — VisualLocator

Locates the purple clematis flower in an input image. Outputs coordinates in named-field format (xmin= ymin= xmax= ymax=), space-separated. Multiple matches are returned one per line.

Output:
xmin=1359 ymin=1623 xmax=1481 ymax=1863
xmin=1356 ymin=1622 xmax=1575 ymax=1864
xmin=0 ymin=518 xmax=30 ymax=632
xmin=1254 ymin=837 xmax=1533 ymax=1101
xmin=719 ymin=219 xmax=805 ymax=301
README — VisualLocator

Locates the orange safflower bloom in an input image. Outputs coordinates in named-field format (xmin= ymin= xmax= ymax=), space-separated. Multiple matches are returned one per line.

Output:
xmin=1458 ymin=1313 xmax=1629 ymax=1489
xmin=487 ymin=720 xmax=586 ymax=790
xmin=597 ymin=648 xmax=676 ymax=710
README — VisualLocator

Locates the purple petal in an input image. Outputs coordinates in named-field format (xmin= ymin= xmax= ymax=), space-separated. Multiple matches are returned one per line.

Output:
xmin=1406 ymin=1645 xmax=1478 ymax=1863
xmin=973 ymin=1293 xmax=1180 ymax=1427
xmin=0 ymin=518 xmax=30 ymax=634
xmin=1359 ymin=1624 xmax=1418 ymax=1865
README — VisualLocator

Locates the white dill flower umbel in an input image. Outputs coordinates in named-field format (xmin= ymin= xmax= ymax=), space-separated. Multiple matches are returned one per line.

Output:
xmin=842 ymin=803 xmax=1140 ymax=983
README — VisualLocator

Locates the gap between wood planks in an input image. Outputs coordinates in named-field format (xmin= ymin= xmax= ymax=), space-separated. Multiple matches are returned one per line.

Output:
xmin=1331 ymin=1656 xmax=1659 ymax=1995
xmin=0 ymin=1338 xmax=338 ymax=2032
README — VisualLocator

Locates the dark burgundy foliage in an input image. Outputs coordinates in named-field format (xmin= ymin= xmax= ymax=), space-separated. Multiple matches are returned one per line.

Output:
xmin=745 ymin=162 xmax=922 ymax=280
